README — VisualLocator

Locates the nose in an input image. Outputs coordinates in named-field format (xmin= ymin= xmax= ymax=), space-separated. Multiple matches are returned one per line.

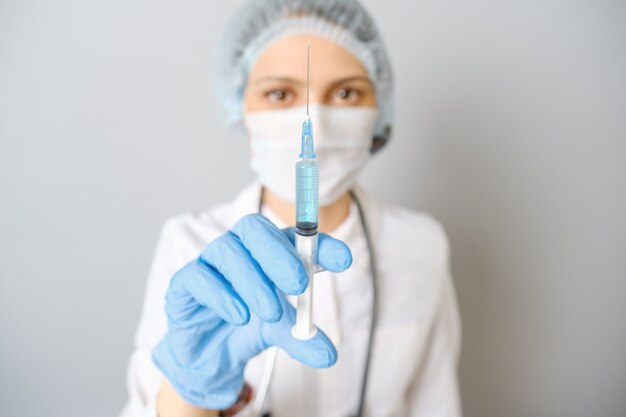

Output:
xmin=302 ymin=89 xmax=323 ymax=107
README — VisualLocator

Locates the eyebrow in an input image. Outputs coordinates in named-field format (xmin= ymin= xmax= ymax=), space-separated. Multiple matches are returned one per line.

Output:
xmin=253 ymin=75 xmax=372 ymax=88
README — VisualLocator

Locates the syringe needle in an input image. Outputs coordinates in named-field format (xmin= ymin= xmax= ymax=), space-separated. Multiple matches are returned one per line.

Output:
xmin=306 ymin=41 xmax=310 ymax=118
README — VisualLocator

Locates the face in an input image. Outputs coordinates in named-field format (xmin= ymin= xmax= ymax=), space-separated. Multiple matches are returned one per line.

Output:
xmin=243 ymin=35 xmax=377 ymax=114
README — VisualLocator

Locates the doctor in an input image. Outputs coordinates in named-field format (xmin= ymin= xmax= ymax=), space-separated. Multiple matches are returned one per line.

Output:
xmin=120 ymin=0 xmax=462 ymax=416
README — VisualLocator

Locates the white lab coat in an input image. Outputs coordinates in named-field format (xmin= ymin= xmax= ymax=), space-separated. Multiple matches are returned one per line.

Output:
xmin=120 ymin=180 xmax=462 ymax=417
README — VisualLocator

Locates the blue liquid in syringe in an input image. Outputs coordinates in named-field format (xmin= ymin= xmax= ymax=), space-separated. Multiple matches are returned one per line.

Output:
xmin=296 ymin=118 xmax=319 ymax=235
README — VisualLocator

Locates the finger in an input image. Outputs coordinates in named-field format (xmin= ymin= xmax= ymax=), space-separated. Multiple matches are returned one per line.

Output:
xmin=273 ymin=323 xmax=338 ymax=368
xmin=261 ymin=295 xmax=338 ymax=368
xmin=167 ymin=258 xmax=250 ymax=326
xmin=282 ymin=228 xmax=353 ymax=273
xmin=164 ymin=260 xmax=249 ymax=367
xmin=231 ymin=214 xmax=308 ymax=295
xmin=201 ymin=231 xmax=284 ymax=323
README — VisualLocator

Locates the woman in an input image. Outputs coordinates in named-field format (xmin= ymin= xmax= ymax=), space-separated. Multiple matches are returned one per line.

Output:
xmin=120 ymin=1 xmax=461 ymax=416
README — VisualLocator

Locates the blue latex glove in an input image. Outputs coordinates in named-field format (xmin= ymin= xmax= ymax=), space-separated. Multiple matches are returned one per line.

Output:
xmin=152 ymin=214 xmax=352 ymax=409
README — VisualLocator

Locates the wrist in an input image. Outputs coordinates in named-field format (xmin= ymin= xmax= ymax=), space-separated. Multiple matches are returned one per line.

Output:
xmin=157 ymin=378 xmax=219 ymax=417
xmin=218 ymin=383 xmax=253 ymax=417
xmin=156 ymin=378 xmax=253 ymax=417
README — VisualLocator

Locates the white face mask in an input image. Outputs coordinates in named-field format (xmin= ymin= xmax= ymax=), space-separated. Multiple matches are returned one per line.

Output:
xmin=244 ymin=104 xmax=379 ymax=206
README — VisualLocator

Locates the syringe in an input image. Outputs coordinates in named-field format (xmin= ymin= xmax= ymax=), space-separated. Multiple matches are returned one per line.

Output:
xmin=292 ymin=42 xmax=320 ymax=340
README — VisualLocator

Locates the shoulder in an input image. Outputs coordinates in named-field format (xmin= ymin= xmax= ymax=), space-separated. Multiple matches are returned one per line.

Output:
xmin=376 ymin=200 xmax=450 ymax=266
xmin=379 ymin=202 xmax=448 ymax=241
xmin=156 ymin=181 xmax=262 ymax=256
xmin=156 ymin=204 xmax=233 ymax=258
xmin=367 ymin=197 xmax=453 ymax=324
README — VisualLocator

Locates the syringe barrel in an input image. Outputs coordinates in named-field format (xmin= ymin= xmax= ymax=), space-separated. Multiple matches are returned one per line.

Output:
xmin=291 ymin=232 xmax=319 ymax=340
xmin=295 ymin=158 xmax=319 ymax=236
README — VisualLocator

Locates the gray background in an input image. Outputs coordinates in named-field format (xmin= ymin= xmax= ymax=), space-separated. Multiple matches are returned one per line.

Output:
xmin=1 ymin=0 xmax=624 ymax=416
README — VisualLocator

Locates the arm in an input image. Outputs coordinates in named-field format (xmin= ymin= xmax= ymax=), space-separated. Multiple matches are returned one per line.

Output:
xmin=120 ymin=218 xmax=205 ymax=417
xmin=407 ymin=230 xmax=462 ymax=417
xmin=157 ymin=378 xmax=218 ymax=417
xmin=119 ymin=218 xmax=242 ymax=417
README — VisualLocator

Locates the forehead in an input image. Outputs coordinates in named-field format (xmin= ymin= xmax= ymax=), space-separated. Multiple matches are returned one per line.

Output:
xmin=247 ymin=34 xmax=369 ymax=82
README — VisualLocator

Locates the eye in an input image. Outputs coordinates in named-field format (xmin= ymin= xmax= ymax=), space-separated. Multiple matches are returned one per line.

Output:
xmin=265 ymin=89 xmax=294 ymax=104
xmin=334 ymin=87 xmax=361 ymax=103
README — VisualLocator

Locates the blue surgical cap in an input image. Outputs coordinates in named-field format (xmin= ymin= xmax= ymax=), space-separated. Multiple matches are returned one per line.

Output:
xmin=212 ymin=0 xmax=394 ymax=151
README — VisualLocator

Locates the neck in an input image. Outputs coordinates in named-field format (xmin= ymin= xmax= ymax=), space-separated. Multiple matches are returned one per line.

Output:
xmin=262 ymin=188 xmax=351 ymax=234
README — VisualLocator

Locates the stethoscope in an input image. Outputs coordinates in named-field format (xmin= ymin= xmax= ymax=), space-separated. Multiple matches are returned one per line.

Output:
xmin=252 ymin=187 xmax=379 ymax=417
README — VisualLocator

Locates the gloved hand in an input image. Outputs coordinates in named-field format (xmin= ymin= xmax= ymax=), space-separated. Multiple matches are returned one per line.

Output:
xmin=152 ymin=214 xmax=352 ymax=410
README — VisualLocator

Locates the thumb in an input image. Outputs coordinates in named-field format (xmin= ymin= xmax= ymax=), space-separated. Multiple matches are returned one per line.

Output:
xmin=262 ymin=296 xmax=337 ymax=368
